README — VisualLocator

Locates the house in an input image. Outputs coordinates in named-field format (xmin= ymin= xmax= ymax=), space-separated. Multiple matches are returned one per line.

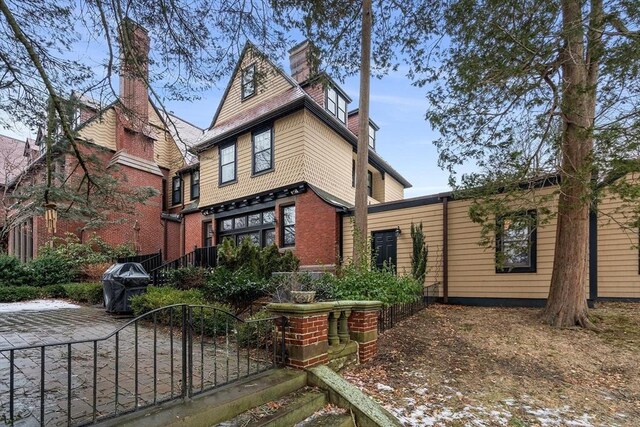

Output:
xmin=3 ymin=21 xmax=202 ymax=262
xmin=341 ymin=173 xmax=640 ymax=305
xmin=171 ymin=41 xmax=411 ymax=269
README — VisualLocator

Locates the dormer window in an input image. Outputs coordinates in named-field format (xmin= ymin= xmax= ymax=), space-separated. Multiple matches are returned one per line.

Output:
xmin=369 ymin=125 xmax=376 ymax=150
xmin=241 ymin=64 xmax=256 ymax=100
xmin=326 ymin=86 xmax=347 ymax=124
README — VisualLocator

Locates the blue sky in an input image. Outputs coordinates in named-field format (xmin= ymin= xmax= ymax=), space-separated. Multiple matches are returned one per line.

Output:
xmin=2 ymin=26 xmax=451 ymax=198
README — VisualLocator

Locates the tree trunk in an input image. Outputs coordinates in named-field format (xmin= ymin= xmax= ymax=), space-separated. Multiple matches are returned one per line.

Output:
xmin=353 ymin=0 xmax=372 ymax=267
xmin=543 ymin=0 xmax=601 ymax=328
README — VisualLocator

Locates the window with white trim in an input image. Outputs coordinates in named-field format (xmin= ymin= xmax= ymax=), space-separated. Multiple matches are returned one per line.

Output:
xmin=326 ymin=86 xmax=347 ymax=124
xmin=241 ymin=64 xmax=256 ymax=100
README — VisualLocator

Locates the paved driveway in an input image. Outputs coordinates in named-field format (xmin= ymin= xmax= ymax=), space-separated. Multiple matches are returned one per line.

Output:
xmin=0 ymin=305 xmax=273 ymax=426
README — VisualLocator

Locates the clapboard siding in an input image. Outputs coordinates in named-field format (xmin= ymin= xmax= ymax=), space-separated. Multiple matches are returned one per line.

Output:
xmin=342 ymin=203 xmax=444 ymax=290
xmin=597 ymin=177 xmax=640 ymax=298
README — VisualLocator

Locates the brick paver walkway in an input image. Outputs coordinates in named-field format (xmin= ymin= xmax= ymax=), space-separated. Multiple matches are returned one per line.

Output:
xmin=0 ymin=306 xmax=275 ymax=426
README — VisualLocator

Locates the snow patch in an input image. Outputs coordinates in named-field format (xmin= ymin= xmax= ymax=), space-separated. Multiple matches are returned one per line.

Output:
xmin=376 ymin=383 xmax=394 ymax=392
xmin=0 ymin=300 xmax=80 ymax=313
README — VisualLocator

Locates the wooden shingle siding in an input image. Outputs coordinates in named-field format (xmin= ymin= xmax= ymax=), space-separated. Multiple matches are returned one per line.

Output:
xmin=303 ymin=111 xmax=356 ymax=204
xmin=78 ymin=108 xmax=117 ymax=151
xmin=199 ymin=110 xmax=306 ymax=207
xmin=342 ymin=203 xmax=445 ymax=290
xmin=214 ymin=50 xmax=294 ymax=127
xmin=148 ymin=102 xmax=186 ymax=172
xmin=597 ymin=181 xmax=640 ymax=298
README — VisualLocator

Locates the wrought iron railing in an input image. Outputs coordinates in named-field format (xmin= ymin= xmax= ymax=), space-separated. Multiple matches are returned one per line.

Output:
xmin=0 ymin=304 xmax=284 ymax=426
xmin=378 ymin=284 xmax=439 ymax=333
xmin=150 ymin=246 xmax=217 ymax=286
xmin=117 ymin=250 xmax=163 ymax=273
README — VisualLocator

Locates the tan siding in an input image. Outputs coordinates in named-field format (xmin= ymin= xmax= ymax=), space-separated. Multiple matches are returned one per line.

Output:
xmin=303 ymin=111 xmax=356 ymax=204
xmin=447 ymin=190 xmax=560 ymax=299
xmin=214 ymin=49 xmax=294 ymax=126
xmin=183 ymin=173 xmax=192 ymax=206
xmin=372 ymin=171 xmax=385 ymax=202
xmin=598 ymin=177 xmax=640 ymax=298
xmin=342 ymin=203 xmax=444 ymax=289
xmin=78 ymin=108 xmax=116 ymax=151
xmin=384 ymin=176 xmax=404 ymax=202
xmin=148 ymin=102 xmax=185 ymax=172
xmin=199 ymin=110 xmax=306 ymax=206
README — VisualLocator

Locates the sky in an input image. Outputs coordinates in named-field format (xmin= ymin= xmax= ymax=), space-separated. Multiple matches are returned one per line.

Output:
xmin=1 ymin=21 xmax=451 ymax=199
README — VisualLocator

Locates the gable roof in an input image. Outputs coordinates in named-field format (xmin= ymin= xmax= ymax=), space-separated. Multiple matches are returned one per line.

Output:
xmin=195 ymin=43 xmax=411 ymax=189
xmin=207 ymin=42 xmax=299 ymax=130
xmin=0 ymin=135 xmax=32 ymax=187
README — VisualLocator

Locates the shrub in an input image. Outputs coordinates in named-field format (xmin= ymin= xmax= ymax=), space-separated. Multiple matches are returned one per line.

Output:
xmin=29 ymin=254 xmax=76 ymax=287
xmin=237 ymin=310 xmax=275 ymax=348
xmin=0 ymin=286 xmax=40 ymax=302
xmin=411 ymin=222 xmax=428 ymax=284
xmin=218 ymin=239 xmax=299 ymax=281
xmin=40 ymin=284 xmax=67 ymax=299
xmin=62 ymin=283 xmax=103 ymax=305
xmin=167 ymin=266 xmax=208 ymax=290
xmin=204 ymin=267 xmax=270 ymax=312
xmin=319 ymin=265 xmax=422 ymax=305
xmin=78 ymin=262 xmax=112 ymax=281
xmin=0 ymin=254 xmax=32 ymax=286
xmin=130 ymin=286 xmax=232 ymax=336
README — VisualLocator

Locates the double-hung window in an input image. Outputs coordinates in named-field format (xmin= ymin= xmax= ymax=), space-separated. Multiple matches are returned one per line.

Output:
xmin=326 ymin=86 xmax=347 ymax=123
xmin=367 ymin=171 xmax=373 ymax=197
xmin=172 ymin=176 xmax=182 ymax=205
xmin=219 ymin=141 xmax=236 ymax=185
xmin=241 ymin=64 xmax=256 ymax=100
xmin=496 ymin=210 xmax=537 ymax=273
xmin=190 ymin=170 xmax=200 ymax=199
xmin=252 ymin=127 xmax=273 ymax=174
xmin=281 ymin=205 xmax=296 ymax=247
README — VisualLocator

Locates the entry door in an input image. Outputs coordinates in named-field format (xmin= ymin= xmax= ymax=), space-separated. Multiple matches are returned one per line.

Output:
xmin=372 ymin=230 xmax=397 ymax=271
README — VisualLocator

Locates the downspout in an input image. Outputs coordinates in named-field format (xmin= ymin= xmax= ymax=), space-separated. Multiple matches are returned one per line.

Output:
xmin=588 ymin=204 xmax=598 ymax=304
xmin=442 ymin=196 xmax=449 ymax=303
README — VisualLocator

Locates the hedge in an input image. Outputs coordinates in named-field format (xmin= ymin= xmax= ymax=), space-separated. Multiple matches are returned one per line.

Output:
xmin=0 ymin=282 xmax=103 ymax=304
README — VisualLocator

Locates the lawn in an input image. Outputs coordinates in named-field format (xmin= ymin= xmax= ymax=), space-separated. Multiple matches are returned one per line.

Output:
xmin=342 ymin=303 xmax=640 ymax=426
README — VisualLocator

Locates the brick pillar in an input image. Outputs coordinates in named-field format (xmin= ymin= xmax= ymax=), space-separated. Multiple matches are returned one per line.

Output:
xmin=348 ymin=302 xmax=382 ymax=363
xmin=268 ymin=302 xmax=334 ymax=369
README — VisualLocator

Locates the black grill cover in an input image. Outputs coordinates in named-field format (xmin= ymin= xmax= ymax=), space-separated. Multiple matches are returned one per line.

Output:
xmin=102 ymin=263 xmax=150 ymax=313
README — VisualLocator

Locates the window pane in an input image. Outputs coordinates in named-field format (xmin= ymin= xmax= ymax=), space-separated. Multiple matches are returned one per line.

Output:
xmin=221 ymin=164 xmax=235 ymax=182
xmin=254 ymin=130 xmax=271 ymax=152
xmin=192 ymin=171 xmax=199 ymax=184
xmin=263 ymin=210 xmax=275 ymax=224
xmin=502 ymin=242 xmax=530 ymax=267
xmin=242 ymin=66 xmax=255 ymax=98
xmin=284 ymin=226 xmax=295 ymax=246
xmin=234 ymin=216 xmax=247 ymax=229
xmin=264 ymin=229 xmax=275 ymax=246
xmin=254 ymin=149 xmax=272 ymax=172
xmin=221 ymin=219 xmax=233 ymax=231
xmin=503 ymin=217 xmax=530 ymax=240
xmin=247 ymin=232 xmax=260 ymax=245
xmin=283 ymin=206 xmax=295 ymax=226
xmin=173 ymin=178 xmax=180 ymax=190
xmin=221 ymin=145 xmax=235 ymax=165
xmin=248 ymin=214 xmax=261 ymax=227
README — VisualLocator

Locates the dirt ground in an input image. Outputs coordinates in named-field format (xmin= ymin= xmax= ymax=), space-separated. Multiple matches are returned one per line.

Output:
xmin=343 ymin=303 xmax=640 ymax=426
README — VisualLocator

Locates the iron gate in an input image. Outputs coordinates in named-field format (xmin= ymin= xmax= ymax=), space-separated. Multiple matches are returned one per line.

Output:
xmin=0 ymin=304 xmax=285 ymax=426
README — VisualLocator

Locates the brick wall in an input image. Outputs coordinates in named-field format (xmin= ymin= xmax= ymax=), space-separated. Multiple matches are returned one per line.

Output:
xmin=164 ymin=218 xmax=181 ymax=261
xmin=303 ymin=83 xmax=325 ymax=109
xmin=282 ymin=314 xmax=329 ymax=368
xmin=292 ymin=190 xmax=340 ymax=267
xmin=184 ymin=211 xmax=205 ymax=252
xmin=348 ymin=310 xmax=379 ymax=363
xmin=347 ymin=112 xmax=359 ymax=136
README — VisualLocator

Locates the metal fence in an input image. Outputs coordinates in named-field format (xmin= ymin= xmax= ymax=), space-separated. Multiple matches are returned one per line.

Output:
xmin=0 ymin=304 xmax=284 ymax=426
xmin=378 ymin=284 xmax=439 ymax=333
xmin=117 ymin=250 xmax=163 ymax=273
xmin=150 ymin=246 xmax=217 ymax=286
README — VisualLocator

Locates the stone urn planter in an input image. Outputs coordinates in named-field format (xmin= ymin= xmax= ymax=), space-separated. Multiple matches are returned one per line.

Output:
xmin=290 ymin=290 xmax=316 ymax=304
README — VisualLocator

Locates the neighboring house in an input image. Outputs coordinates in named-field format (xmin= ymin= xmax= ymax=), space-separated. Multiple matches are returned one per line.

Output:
xmin=3 ymin=22 xmax=201 ymax=262
xmin=170 ymin=41 xmax=411 ymax=269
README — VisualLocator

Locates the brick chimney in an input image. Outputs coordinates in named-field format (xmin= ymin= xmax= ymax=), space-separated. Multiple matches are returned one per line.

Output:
xmin=119 ymin=19 xmax=149 ymax=123
xmin=289 ymin=40 xmax=315 ymax=84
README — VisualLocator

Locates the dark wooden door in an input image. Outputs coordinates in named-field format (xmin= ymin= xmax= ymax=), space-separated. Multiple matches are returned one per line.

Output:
xmin=372 ymin=230 xmax=397 ymax=270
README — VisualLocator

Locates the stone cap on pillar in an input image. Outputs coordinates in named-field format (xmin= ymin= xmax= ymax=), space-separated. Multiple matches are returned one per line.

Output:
xmin=267 ymin=301 xmax=382 ymax=317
